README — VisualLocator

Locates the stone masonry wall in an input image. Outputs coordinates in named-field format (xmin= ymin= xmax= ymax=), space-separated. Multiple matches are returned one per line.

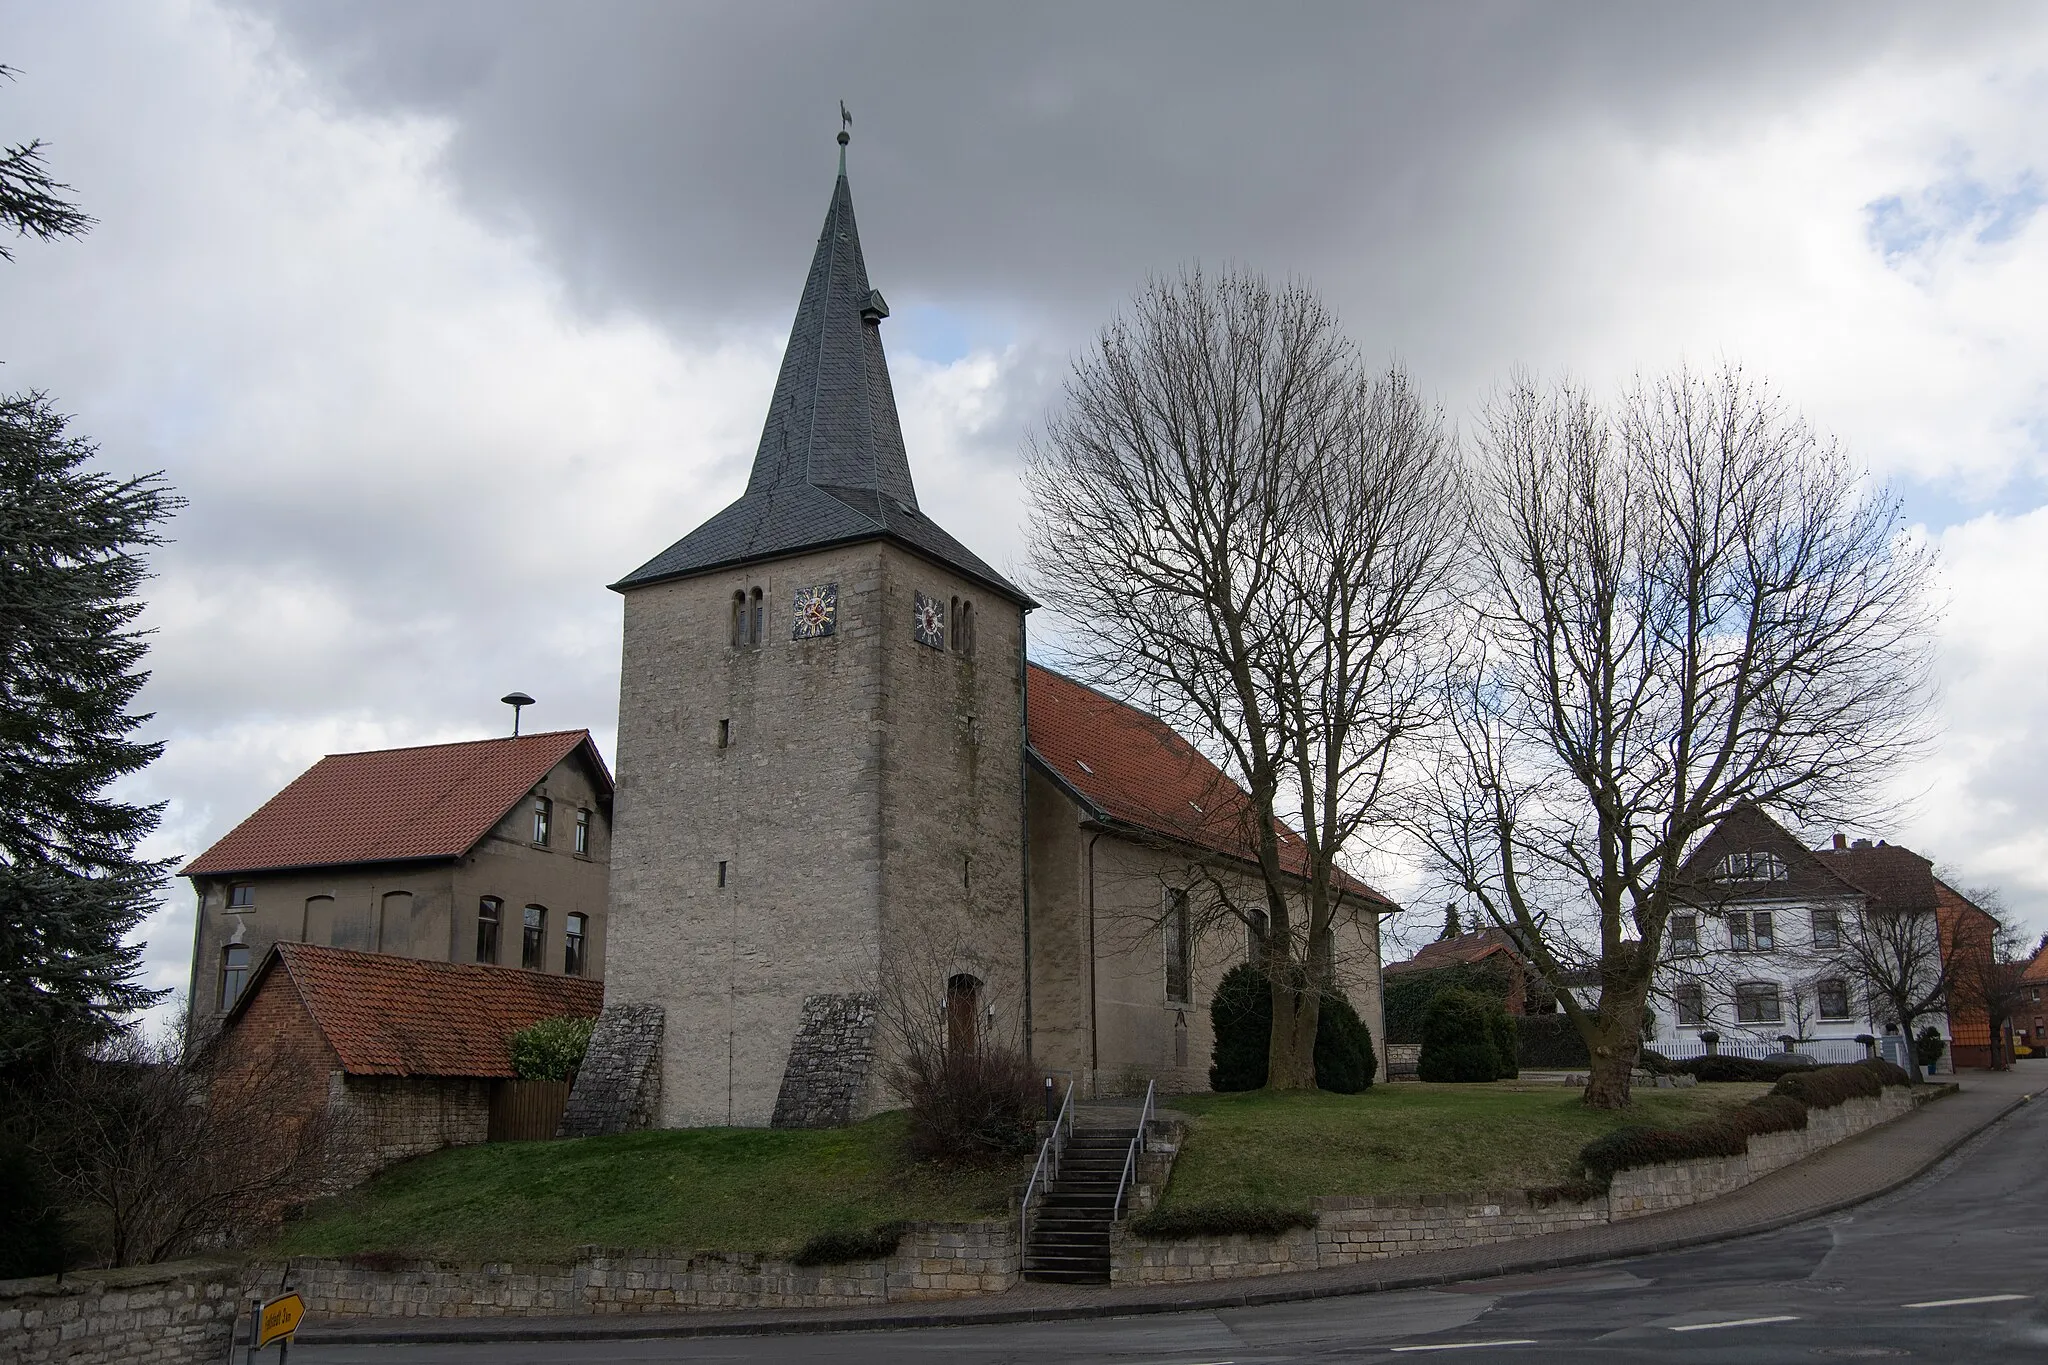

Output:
xmin=0 ymin=1262 xmax=257 ymax=1365
xmin=560 ymin=1002 xmax=665 ymax=1137
xmin=771 ymin=992 xmax=878 ymax=1128
xmin=276 ymin=1220 xmax=1018 ymax=1320
xmin=328 ymin=1073 xmax=491 ymax=1187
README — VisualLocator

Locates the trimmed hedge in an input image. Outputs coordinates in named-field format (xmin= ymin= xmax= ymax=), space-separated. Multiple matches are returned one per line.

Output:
xmin=1682 ymin=1053 xmax=1815 ymax=1083
xmin=1418 ymin=989 xmax=1512 ymax=1082
xmin=1208 ymin=963 xmax=1376 ymax=1093
xmin=1383 ymin=957 xmax=1517 ymax=1043
xmin=1129 ymin=1203 xmax=1318 ymax=1239
xmin=1516 ymin=1013 xmax=1592 ymax=1069
xmin=1570 ymin=1061 xmax=1907 ymax=1188
xmin=791 ymin=1221 xmax=908 ymax=1266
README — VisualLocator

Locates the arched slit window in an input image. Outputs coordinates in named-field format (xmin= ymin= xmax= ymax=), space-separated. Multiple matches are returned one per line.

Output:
xmin=946 ymin=974 xmax=982 ymax=1055
xmin=748 ymin=587 xmax=764 ymax=646
xmin=730 ymin=591 xmax=746 ymax=647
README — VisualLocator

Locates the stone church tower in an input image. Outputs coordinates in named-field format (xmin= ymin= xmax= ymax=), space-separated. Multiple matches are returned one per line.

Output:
xmin=593 ymin=135 xmax=1033 ymax=1129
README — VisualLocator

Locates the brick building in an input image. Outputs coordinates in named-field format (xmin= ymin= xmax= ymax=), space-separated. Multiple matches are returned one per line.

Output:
xmin=182 ymin=730 xmax=611 ymax=1042
xmin=215 ymin=942 xmax=602 ymax=1183
xmin=588 ymin=134 xmax=1397 ymax=1131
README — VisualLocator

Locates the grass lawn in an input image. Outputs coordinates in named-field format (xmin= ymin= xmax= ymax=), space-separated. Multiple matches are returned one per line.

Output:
xmin=267 ymin=1110 xmax=1025 ymax=1264
xmin=1156 ymin=1080 xmax=1772 ymax=1211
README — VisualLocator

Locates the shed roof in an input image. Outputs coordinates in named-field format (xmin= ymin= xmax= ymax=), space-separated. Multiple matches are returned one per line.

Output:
xmin=228 ymin=942 xmax=602 ymax=1078
xmin=184 ymin=730 xmax=609 ymax=877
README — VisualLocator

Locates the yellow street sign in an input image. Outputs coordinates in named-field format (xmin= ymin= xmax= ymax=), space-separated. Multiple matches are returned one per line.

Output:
xmin=257 ymin=1292 xmax=305 ymax=1348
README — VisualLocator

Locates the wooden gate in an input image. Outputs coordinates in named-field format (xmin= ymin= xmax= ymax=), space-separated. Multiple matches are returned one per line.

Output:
xmin=488 ymin=1079 xmax=571 ymax=1142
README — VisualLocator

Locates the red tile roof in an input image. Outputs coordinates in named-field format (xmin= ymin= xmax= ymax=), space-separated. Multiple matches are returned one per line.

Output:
xmin=1025 ymin=665 xmax=1394 ymax=909
xmin=1811 ymin=842 xmax=1941 ymax=916
xmin=184 ymin=730 xmax=609 ymax=877
xmin=2023 ymin=944 xmax=2048 ymax=985
xmin=1385 ymin=927 xmax=1522 ymax=974
xmin=233 ymin=942 xmax=602 ymax=1077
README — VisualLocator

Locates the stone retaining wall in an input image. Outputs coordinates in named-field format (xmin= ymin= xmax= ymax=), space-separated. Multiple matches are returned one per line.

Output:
xmin=276 ymin=1219 xmax=1018 ymax=1320
xmin=1113 ymin=1084 xmax=1931 ymax=1283
xmin=0 ymin=1261 xmax=255 ymax=1365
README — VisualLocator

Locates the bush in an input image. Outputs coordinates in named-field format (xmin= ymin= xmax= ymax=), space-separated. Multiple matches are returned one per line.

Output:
xmin=1129 ymin=1202 xmax=1317 ymax=1239
xmin=1417 ymin=990 xmax=1511 ymax=1082
xmin=1208 ymin=964 xmax=1376 ymax=1093
xmin=1516 ymin=1014 xmax=1592 ymax=1069
xmin=1637 ymin=1047 xmax=1684 ymax=1076
xmin=1488 ymin=1006 xmax=1519 ymax=1080
xmin=1577 ymin=1122 xmax=1747 ymax=1183
xmin=892 ymin=1044 xmax=1039 ymax=1164
xmin=509 ymin=1015 xmax=595 ymax=1082
xmin=0 ymin=1133 xmax=67 ymax=1277
xmin=1726 ymin=1092 xmax=1810 ymax=1139
xmin=1915 ymin=1028 xmax=1946 ymax=1069
xmin=1771 ymin=1064 xmax=1882 ymax=1110
xmin=1857 ymin=1057 xmax=1912 ymax=1087
xmin=791 ymin=1221 xmax=907 ymax=1266
xmin=1683 ymin=1053 xmax=1813 ymax=1083
xmin=1383 ymin=957 xmax=1517 ymax=1043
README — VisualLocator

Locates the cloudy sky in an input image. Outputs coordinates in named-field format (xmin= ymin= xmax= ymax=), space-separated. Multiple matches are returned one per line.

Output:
xmin=3 ymin=2 xmax=2046 ymax=1004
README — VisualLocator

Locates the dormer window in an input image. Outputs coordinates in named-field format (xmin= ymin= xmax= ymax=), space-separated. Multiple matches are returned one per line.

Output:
xmin=1714 ymin=851 xmax=1788 ymax=882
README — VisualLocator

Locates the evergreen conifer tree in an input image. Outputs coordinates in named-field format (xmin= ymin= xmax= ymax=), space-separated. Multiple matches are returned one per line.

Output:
xmin=0 ymin=395 xmax=179 ymax=1067
xmin=1438 ymin=902 xmax=1462 ymax=940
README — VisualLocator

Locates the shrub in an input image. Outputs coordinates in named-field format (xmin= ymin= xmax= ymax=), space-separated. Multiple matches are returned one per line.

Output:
xmin=1684 ymin=1053 xmax=1813 ymax=1083
xmin=1418 ymin=990 xmax=1509 ymax=1082
xmin=1208 ymin=963 xmax=1376 ymax=1093
xmin=1577 ymin=1121 xmax=1748 ymax=1183
xmin=1857 ymin=1058 xmax=1911 ymax=1087
xmin=1915 ymin=1028 xmax=1946 ymax=1069
xmin=892 ymin=1043 xmax=1039 ymax=1164
xmin=1771 ymin=1065 xmax=1882 ymax=1110
xmin=1726 ymin=1093 xmax=1810 ymax=1139
xmin=1129 ymin=1203 xmax=1317 ymax=1239
xmin=509 ymin=1015 xmax=595 ymax=1082
xmin=1517 ymin=1014 xmax=1592 ymax=1069
xmin=1637 ymin=1047 xmax=1684 ymax=1076
xmin=1488 ymin=1005 xmax=1519 ymax=1080
xmin=791 ymin=1221 xmax=908 ymax=1266
xmin=1383 ymin=957 xmax=1517 ymax=1043
xmin=0 ymin=1133 xmax=67 ymax=1278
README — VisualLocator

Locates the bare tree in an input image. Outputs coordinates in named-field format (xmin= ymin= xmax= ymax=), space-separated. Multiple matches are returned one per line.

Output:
xmin=1418 ymin=366 xmax=1936 ymax=1108
xmin=1028 ymin=267 xmax=1459 ymax=1088
xmin=34 ymin=1024 xmax=345 ymax=1266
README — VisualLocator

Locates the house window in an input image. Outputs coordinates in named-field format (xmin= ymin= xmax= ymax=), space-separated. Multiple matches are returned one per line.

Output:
xmin=1811 ymin=908 xmax=1842 ymax=949
xmin=564 ymin=912 xmax=587 ymax=976
xmin=574 ymin=809 xmax=591 ymax=856
xmin=218 ymin=944 xmax=251 ymax=1011
xmin=476 ymin=897 xmax=502 ymax=964
xmin=1670 ymin=913 xmax=1699 ymax=955
xmin=1817 ymin=978 xmax=1852 ymax=1020
xmin=1715 ymin=851 xmax=1789 ymax=882
xmin=522 ymin=905 xmax=547 ymax=970
xmin=1735 ymin=981 xmax=1784 ymax=1024
xmin=1728 ymin=910 xmax=1775 ymax=951
xmin=228 ymin=883 xmax=254 ymax=909
xmin=1164 ymin=888 xmax=1191 ymax=1004
xmin=532 ymin=796 xmax=552 ymax=846
xmin=1673 ymin=982 xmax=1706 ymax=1026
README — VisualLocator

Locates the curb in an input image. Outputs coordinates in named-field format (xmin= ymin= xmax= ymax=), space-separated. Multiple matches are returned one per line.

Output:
xmin=296 ymin=1085 xmax=2035 ymax=1346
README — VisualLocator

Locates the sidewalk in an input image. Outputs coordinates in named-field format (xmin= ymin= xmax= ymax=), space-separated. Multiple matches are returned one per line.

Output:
xmin=298 ymin=1068 xmax=2040 ymax=1346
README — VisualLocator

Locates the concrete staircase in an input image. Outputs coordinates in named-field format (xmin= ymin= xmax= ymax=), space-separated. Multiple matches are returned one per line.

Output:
xmin=1022 ymin=1106 xmax=1146 ymax=1285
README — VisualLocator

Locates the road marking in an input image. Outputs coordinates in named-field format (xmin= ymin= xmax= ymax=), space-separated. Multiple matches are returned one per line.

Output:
xmin=1668 ymin=1315 xmax=1801 ymax=1332
xmin=1389 ymin=1343 xmax=1538 ymax=1354
xmin=1902 ymin=1293 xmax=2029 ymax=1309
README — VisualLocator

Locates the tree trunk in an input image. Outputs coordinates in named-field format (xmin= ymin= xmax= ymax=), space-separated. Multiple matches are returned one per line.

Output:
xmin=1265 ymin=970 xmax=1322 ymax=1090
xmin=1580 ymin=999 xmax=1645 ymax=1110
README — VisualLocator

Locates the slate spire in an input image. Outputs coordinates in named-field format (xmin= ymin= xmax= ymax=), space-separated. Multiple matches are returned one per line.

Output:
xmin=613 ymin=135 xmax=1026 ymax=603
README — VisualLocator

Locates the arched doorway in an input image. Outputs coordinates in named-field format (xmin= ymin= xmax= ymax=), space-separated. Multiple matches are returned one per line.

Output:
xmin=946 ymin=974 xmax=982 ymax=1055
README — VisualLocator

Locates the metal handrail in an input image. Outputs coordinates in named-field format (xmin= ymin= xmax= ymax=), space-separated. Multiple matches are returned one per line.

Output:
xmin=1020 ymin=1077 xmax=1074 ymax=1254
xmin=1111 ymin=1079 xmax=1157 ymax=1223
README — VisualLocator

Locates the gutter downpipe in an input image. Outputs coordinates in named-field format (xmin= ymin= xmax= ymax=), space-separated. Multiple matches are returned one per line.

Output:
xmin=1019 ymin=640 xmax=1033 ymax=1061
xmin=1087 ymin=830 xmax=1103 ymax=1081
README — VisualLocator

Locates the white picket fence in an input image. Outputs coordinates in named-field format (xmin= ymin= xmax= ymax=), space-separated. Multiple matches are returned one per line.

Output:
xmin=1653 ymin=1038 xmax=1868 ymax=1066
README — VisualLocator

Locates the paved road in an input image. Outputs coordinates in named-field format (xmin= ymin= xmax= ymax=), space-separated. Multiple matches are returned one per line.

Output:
xmin=298 ymin=1093 xmax=2046 ymax=1363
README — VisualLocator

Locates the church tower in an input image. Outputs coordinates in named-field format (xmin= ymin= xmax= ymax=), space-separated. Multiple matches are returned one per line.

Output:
xmin=598 ymin=131 xmax=1032 ymax=1128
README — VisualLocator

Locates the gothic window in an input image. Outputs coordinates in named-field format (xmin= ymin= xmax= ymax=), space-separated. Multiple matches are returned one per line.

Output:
xmin=228 ymin=883 xmax=254 ymax=909
xmin=1164 ymin=888 xmax=1192 ymax=1004
xmin=1734 ymin=980 xmax=1784 ymax=1024
xmin=1673 ymin=981 xmax=1706 ymax=1026
xmin=1715 ymin=850 xmax=1789 ymax=882
xmin=1670 ymin=913 xmax=1699 ymax=955
xmin=476 ymin=897 xmax=502 ymax=964
xmin=1811 ymin=908 xmax=1843 ymax=949
xmin=574 ymin=808 xmax=591 ymax=856
xmin=218 ymin=944 xmax=251 ymax=1011
xmin=522 ymin=905 xmax=547 ymax=970
xmin=1817 ymin=977 xmax=1852 ymax=1020
xmin=564 ymin=912 xmax=588 ymax=977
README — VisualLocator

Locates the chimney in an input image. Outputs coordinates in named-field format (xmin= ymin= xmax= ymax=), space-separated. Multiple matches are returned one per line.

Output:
xmin=1832 ymin=833 xmax=1847 ymax=851
xmin=1852 ymin=838 xmax=1873 ymax=850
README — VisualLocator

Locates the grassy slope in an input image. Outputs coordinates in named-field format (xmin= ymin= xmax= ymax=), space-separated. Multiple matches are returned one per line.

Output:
xmin=1157 ymin=1081 xmax=1772 ymax=1210
xmin=269 ymin=1111 xmax=1023 ymax=1264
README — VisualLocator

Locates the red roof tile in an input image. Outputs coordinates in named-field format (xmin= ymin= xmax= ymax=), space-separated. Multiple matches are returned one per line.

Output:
xmin=1025 ymin=665 xmax=1394 ymax=909
xmin=234 ymin=942 xmax=602 ymax=1077
xmin=184 ymin=730 xmax=609 ymax=876
xmin=1811 ymin=842 xmax=1941 ymax=916
xmin=2022 ymin=944 xmax=2048 ymax=985
xmin=1385 ymin=928 xmax=1522 ymax=974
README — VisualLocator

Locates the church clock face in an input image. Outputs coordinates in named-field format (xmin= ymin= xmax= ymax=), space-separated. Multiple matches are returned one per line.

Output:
xmin=912 ymin=591 xmax=946 ymax=649
xmin=791 ymin=582 xmax=839 ymax=639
